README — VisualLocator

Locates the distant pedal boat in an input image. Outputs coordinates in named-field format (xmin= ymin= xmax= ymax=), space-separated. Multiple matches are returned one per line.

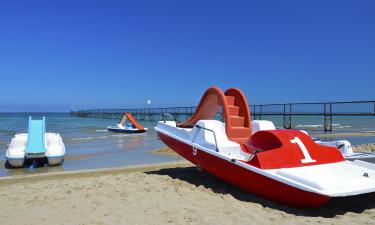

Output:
xmin=5 ymin=117 xmax=65 ymax=167
xmin=107 ymin=112 xmax=147 ymax=133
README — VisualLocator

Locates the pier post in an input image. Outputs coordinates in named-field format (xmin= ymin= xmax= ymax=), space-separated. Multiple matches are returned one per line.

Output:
xmin=253 ymin=106 xmax=257 ymax=120
xmin=283 ymin=104 xmax=292 ymax=129
xmin=324 ymin=103 xmax=333 ymax=131
xmin=251 ymin=105 xmax=255 ymax=120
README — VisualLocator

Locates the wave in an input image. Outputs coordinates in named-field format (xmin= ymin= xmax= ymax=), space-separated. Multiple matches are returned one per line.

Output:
xmin=70 ymin=135 xmax=109 ymax=141
xmin=295 ymin=124 xmax=324 ymax=128
xmin=296 ymin=124 xmax=352 ymax=129
xmin=70 ymin=133 xmax=147 ymax=141
xmin=111 ymin=133 xmax=147 ymax=137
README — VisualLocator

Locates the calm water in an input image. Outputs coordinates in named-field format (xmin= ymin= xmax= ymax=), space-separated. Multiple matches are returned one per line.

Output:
xmin=0 ymin=113 xmax=375 ymax=177
xmin=0 ymin=113 xmax=175 ymax=176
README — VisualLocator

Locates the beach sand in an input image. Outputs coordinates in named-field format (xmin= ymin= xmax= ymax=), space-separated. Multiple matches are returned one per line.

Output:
xmin=1 ymin=160 xmax=375 ymax=225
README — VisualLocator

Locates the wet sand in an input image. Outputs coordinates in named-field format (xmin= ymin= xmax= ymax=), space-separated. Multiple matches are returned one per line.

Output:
xmin=1 ymin=161 xmax=375 ymax=225
xmin=314 ymin=131 xmax=375 ymax=139
xmin=151 ymin=146 xmax=179 ymax=157
xmin=353 ymin=143 xmax=375 ymax=152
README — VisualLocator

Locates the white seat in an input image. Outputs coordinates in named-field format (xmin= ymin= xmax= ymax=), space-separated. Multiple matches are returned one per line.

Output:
xmin=251 ymin=120 xmax=276 ymax=134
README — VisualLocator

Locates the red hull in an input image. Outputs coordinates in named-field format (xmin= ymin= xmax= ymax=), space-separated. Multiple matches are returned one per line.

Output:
xmin=158 ymin=132 xmax=330 ymax=208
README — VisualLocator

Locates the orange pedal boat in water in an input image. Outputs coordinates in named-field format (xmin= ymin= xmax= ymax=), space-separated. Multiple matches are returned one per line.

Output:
xmin=155 ymin=86 xmax=375 ymax=208
xmin=107 ymin=112 xmax=147 ymax=134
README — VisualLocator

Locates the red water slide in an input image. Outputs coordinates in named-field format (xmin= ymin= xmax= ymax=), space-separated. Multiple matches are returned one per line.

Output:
xmin=178 ymin=86 xmax=252 ymax=144
xmin=124 ymin=112 xmax=145 ymax=130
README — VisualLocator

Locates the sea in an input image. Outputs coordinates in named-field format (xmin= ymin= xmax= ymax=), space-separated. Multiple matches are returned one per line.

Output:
xmin=0 ymin=113 xmax=174 ymax=177
xmin=0 ymin=113 xmax=375 ymax=177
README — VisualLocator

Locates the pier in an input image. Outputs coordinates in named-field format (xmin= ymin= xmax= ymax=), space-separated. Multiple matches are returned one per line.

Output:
xmin=70 ymin=100 xmax=375 ymax=131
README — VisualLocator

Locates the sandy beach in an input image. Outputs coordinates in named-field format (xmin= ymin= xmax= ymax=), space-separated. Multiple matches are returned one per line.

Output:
xmin=1 ymin=158 xmax=375 ymax=225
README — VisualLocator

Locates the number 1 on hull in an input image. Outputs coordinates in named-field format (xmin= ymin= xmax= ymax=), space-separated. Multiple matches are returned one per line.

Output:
xmin=290 ymin=137 xmax=317 ymax=163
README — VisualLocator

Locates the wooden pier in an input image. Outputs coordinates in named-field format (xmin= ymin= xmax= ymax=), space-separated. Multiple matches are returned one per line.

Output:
xmin=70 ymin=100 xmax=375 ymax=131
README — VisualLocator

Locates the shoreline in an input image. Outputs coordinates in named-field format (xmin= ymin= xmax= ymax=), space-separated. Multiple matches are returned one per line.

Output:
xmin=1 ymin=140 xmax=374 ymax=182
xmin=0 ymin=161 xmax=191 ymax=185
xmin=1 ymin=141 xmax=374 ymax=175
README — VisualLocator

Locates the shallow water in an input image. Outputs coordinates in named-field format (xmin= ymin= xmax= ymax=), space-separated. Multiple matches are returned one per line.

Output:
xmin=0 ymin=113 xmax=176 ymax=177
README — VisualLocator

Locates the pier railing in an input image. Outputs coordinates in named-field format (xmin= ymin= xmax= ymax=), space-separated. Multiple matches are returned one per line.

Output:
xmin=70 ymin=100 xmax=375 ymax=131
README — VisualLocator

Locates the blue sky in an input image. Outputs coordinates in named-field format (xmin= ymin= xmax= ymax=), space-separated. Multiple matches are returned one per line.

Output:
xmin=0 ymin=0 xmax=374 ymax=112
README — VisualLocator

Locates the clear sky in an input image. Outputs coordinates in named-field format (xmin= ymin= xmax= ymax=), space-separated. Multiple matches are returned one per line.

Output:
xmin=0 ymin=0 xmax=374 ymax=112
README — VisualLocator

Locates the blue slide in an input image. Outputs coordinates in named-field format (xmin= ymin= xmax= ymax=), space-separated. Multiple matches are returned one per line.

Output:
xmin=26 ymin=116 xmax=47 ymax=154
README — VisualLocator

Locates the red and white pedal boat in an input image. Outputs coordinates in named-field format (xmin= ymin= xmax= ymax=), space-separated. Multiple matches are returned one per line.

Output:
xmin=155 ymin=86 xmax=375 ymax=208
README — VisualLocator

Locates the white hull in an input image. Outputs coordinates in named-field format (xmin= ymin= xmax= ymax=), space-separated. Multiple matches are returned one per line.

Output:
xmin=6 ymin=133 xmax=65 ymax=168
xmin=7 ymin=157 xmax=25 ymax=168
xmin=47 ymin=157 xmax=64 ymax=166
